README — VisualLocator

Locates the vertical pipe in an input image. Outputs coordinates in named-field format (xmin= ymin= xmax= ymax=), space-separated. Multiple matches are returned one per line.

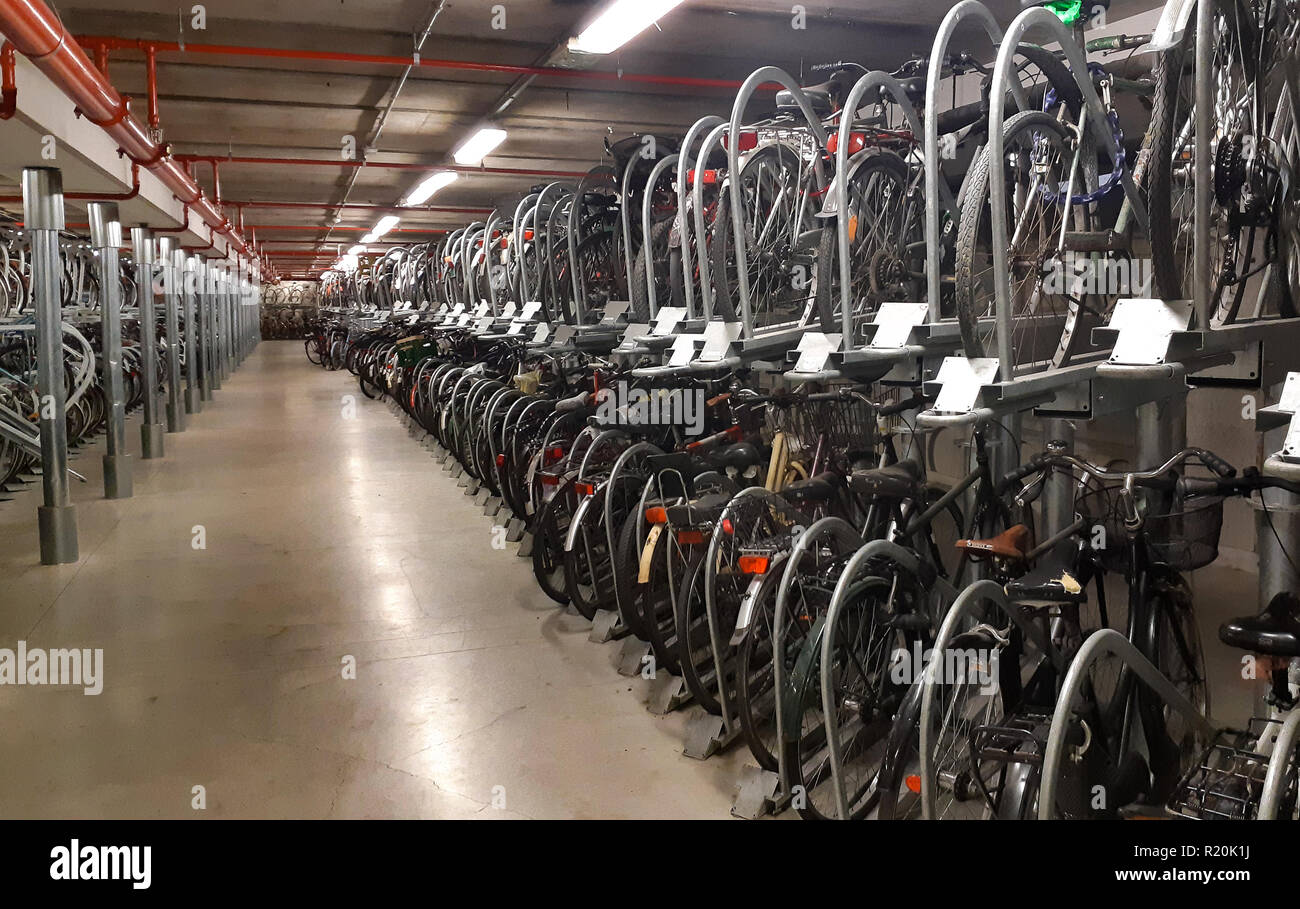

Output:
xmin=208 ymin=261 xmax=222 ymax=391
xmin=186 ymin=255 xmax=205 ymax=409
xmin=1041 ymin=419 xmax=1075 ymax=538
xmin=131 ymin=226 xmax=165 ymax=458
xmin=159 ymin=236 xmax=184 ymax=431
xmin=89 ymin=201 xmax=132 ymax=497
xmin=24 ymin=167 xmax=78 ymax=563
xmin=1194 ymin=0 xmax=1211 ymax=328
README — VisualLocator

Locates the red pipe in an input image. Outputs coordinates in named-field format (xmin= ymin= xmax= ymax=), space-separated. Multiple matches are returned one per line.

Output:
xmin=255 ymin=225 xmax=447 ymax=234
xmin=143 ymin=41 xmax=158 ymax=133
xmin=77 ymin=34 xmax=757 ymax=93
xmin=176 ymin=153 xmax=586 ymax=180
xmin=0 ymin=41 xmax=14 ymax=118
xmin=227 ymin=199 xmax=494 ymax=215
xmin=0 ymin=1 xmax=254 ymax=263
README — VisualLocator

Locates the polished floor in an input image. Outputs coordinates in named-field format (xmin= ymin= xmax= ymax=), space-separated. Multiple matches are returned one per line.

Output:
xmin=0 ymin=342 xmax=753 ymax=819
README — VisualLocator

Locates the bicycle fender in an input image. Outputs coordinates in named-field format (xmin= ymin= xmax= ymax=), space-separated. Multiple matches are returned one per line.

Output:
xmin=564 ymin=492 xmax=595 ymax=553
xmin=637 ymin=523 xmax=665 ymax=584
xmin=815 ymin=148 xmax=884 ymax=218
xmin=729 ymin=552 xmax=788 ymax=647
xmin=1140 ymin=0 xmax=1196 ymax=53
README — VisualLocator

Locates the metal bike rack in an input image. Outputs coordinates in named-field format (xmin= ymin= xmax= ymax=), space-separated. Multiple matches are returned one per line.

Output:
xmin=1260 ymin=709 xmax=1300 ymax=819
xmin=532 ymin=183 xmax=572 ymax=323
xmin=918 ymin=579 xmax=1060 ymax=818
xmin=1038 ymin=628 xmax=1217 ymax=819
xmin=567 ymin=165 xmax=618 ymax=323
xmin=89 ymin=201 xmax=132 ymax=499
xmin=132 ymin=226 xmax=165 ymax=459
xmin=460 ymin=221 xmax=485 ymax=310
xmin=686 ymin=486 xmax=812 ymax=760
xmin=820 ymin=538 xmax=961 ymax=819
xmin=482 ymin=210 xmax=502 ymax=314
xmin=987 ymin=7 xmax=1146 ymax=379
xmin=510 ymin=193 xmax=539 ymax=305
xmin=767 ymin=516 xmax=864 ymax=814
xmin=159 ymin=236 xmax=185 ymax=433
xmin=691 ymin=121 xmax=729 ymax=324
xmin=676 ymin=116 xmax=726 ymax=321
xmin=834 ymin=69 xmax=953 ymax=345
xmin=923 ymin=1 xmax=1027 ymax=320
xmin=640 ymin=153 xmax=679 ymax=319
xmin=726 ymin=67 xmax=829 ymax=341
xmin=25 ymin=167 xmax=78 ymax=564
xmin=182 ymin=254 xmax=201 ymax=413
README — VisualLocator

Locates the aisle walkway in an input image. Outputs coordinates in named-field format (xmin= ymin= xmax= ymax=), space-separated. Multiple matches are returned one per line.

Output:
xmin=0 ymin=342 xmax=750 ymax=818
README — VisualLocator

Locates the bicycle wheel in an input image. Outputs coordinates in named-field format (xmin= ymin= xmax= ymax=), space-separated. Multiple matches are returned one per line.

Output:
xmin=955 ymin=111 xmax=1108 ymax=377
xmin=1147 ymin=1 xmax=1296 ymax=324
xmin=711 ymin=143 xmax=817 ymax=329
xmin=814 ymin=151 xmax=923 ymax=331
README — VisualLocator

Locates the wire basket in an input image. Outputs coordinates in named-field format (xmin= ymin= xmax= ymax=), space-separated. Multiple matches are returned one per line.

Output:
xmin=1167 ymin=720 xmax=1296 ymax=820
xmin=767 ymin=395 xmax=876 ymax=468
xmin=1145 ymin=495 xmax=1224 ymax=572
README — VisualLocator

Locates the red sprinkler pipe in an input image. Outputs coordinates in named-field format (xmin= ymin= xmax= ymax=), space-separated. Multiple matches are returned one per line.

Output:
xmin=226 ymin=199 xmax=494 ymax=215
xmin=75 ymin=34 xmax=760 ymax=93
xmin=0 ymin=41 xmax=15 ymax=118
xmin=0 ymin=0 xmax=254 ymax=263
xmin=175 ymin=154 xmax=588 ymax=180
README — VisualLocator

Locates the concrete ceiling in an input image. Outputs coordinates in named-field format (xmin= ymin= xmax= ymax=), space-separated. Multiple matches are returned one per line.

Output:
xmin=45 ymin=0 xmax=1160 ymax=278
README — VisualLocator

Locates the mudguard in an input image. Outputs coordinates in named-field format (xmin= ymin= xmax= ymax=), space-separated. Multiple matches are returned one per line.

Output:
xmin=1139 ymin=0 xmax=1196 ymax=53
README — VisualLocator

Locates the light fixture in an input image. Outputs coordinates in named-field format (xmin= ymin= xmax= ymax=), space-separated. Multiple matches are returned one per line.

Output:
xmin=568 ymin=0 xmax=685 ymax=55
xmin=364 ymin=214 xmax=401 ymax=243
xmin=452 ymin=127 xmax=507 ymax=166
xmin=405 ymin=171 xmax=459 ymax=206
xmin=347 ymin=244 xmax=366 ymax=256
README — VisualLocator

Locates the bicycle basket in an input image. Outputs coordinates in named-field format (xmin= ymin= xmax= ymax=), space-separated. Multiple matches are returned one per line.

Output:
xmin=1144 ymin=496 xmax=1224 ymax=572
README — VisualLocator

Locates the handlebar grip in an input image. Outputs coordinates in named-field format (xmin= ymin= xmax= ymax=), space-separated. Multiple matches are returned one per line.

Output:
xmin=998 ymin=454 xmax=1047 ymax=490
xmin=878 ymin=392 xmax=930 ymax=417
xmin=1195 ymin=448 xmax=1237 ymax=478
xmin=1180 ymin=477 xmax=1223 ymax=497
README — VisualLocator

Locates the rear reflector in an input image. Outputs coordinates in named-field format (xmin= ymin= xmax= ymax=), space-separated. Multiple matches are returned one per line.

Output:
xmin=721 ymin=519 xmax=734 ymax=535
xmin=676 ymin=530 xmax=704 ymax=545
xmin=687 ymin=168 xmax=720 ymax=185
xmin=722 ymin=130 xmax=758 ymax=152
xmin=738 ymin=554 xmax=769 ymax=575
xmin=826 ymin=130 xmax=867 ymax=156
xmin=905 ymin=775 xmax=921 ymax=794
xmin=645 ymin=506 xmax=667 ymax=524
xmin=496 ymin=454 xmax=506 ymax=467
xmin=575 ymin=481 xmax=595 ymax=496
xmin=540 ymin=473 xmax=561 ymax=486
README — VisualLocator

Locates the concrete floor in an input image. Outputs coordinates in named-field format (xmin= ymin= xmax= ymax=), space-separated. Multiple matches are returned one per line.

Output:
xmin=0 ymin=341 xmax=753 ymax=819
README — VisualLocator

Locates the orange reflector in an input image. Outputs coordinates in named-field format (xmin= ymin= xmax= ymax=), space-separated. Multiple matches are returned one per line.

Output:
xmin=826 ymin=130 xmax=867 ymax=156
xmin=645 ymin=506 xmax=668 ymax=524
xmin=575 ymin=481 xmax=595 ymax=496
xmin=738 ymin=554 xmax=769 ymax=575
xmin=496 ymin=454 xmax=506 ymax=467
xmin=540 ymin=473 xmax=561 ymax=486
xmin=545 ymin=446 xmax=565 ymax=463
xmin=676 ymin=530 xmax=704 ymax=545
xmin=905 ymin=775 xmax=921 ymax=794
xmin=721 ymin=519 xmax=734 ymax=535
xmin=722 ymin=130 xmax=758 ymax=152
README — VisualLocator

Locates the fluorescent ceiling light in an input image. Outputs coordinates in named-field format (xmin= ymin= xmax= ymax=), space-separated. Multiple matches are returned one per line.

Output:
xmin=371 ymin=215 xmax=401 ymax=239
xmin=452 ymin=127 xmax=507 ymax=165
xmin=405 ymin=171 xmax=459 ymax=206
xmin=360 ymin=232 xmax=377 ymax=244
xmin=569 ymin=0 xmax=685 ymax=55
xmin=347 ymin=244 xmax=366 ymax=256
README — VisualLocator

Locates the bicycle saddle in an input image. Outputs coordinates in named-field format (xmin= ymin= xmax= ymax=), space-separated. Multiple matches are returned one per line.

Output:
xmin=848 ymin=459 xmax=921 ymax=500
xmin=717 ymin=441 xmax=763 ymax=473
xmin=1219 ymin=592 xmax=1300 ymax=657
xmin=955 ymin=523 xmax=1031 ymax=561
xmin=774 ymin=83 xmax=837 ymax=116
xmin=782 ymin=471 xmax=843 ymax=503
xmin=1004 ymin=544 xmax=1088 ymax=607
xmin=665 ymin=492 xmax=733 ymax=526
